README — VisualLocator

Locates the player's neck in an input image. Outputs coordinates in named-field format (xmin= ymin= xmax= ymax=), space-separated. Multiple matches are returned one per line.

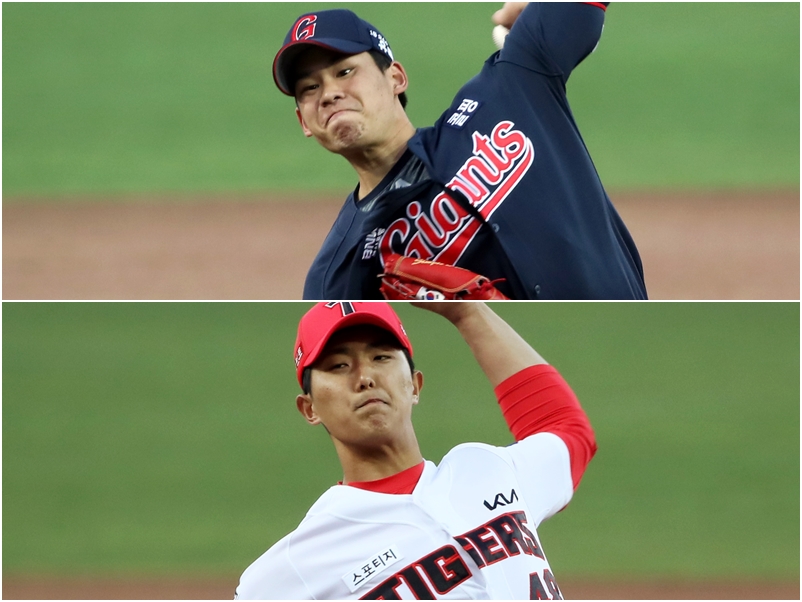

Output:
xmin=335 ymin=435 xmax=423 ymax=484
xmin=348 ymin=121 xmax=416 ymax=201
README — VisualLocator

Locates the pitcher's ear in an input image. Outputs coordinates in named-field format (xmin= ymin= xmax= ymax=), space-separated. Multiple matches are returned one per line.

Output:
xmin=388 ymin=61 xmax=409 ymax=96
xmin=296 ymin=107 xmax=314 ymax=138
xmin=411 ymin=370 xmax=423 ymax=405
xmin=296 ymin=394 xmax=320 ymax=425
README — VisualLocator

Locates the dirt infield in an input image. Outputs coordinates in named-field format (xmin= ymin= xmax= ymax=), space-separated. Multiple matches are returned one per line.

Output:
xmin=3 ymin=575 xmax=798 ymax=600
xmin=3 ymin=190 xmax=799 ymax=300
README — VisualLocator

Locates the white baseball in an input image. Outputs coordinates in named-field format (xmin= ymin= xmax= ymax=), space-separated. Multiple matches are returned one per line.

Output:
xmin=492 ymin=24 xmax=510 ymax=50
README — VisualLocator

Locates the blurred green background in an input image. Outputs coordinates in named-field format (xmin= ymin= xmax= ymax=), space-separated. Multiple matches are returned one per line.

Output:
xmin=3 ymin=2 xmax=799 ymax=198
xmin=3 ymin=302 xmax=799 ymax=581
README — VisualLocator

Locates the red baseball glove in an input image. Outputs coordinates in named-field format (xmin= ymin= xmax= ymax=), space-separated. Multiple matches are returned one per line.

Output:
xmin=379 ymin=254 xmax=509 ymax=300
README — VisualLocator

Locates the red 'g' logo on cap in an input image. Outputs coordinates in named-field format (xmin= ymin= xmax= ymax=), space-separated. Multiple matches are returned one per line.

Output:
xmin=293 ymin=15 xmax=317 ymax=41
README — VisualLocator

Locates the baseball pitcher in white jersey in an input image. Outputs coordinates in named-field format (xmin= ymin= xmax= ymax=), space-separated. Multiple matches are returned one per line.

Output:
xmin=236 ymin=301 xmax=597 ymax=600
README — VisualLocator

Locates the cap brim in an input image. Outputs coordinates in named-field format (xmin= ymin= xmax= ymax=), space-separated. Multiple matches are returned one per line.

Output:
xmin=273 ymin=39 xmax=373 ymax=95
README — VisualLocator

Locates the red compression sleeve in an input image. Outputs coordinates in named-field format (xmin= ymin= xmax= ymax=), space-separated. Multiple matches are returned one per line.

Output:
xmin=495 ymin=364 xmax=597 ymax=489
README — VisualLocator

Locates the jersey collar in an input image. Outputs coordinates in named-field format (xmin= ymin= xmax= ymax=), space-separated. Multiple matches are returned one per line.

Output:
xmin=341 ymin=460 xmax=425 ymax=495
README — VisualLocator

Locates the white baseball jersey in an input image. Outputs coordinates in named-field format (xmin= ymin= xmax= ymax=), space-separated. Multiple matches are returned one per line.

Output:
xmin=236 ymin=432 xmax=573 ymax=599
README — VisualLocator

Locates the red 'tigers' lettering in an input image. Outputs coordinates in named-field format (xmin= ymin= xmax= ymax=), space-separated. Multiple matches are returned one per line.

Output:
xmin=454 ymin=511 xmax=544 ymax=567
xmin=359 ymin=511 xmax=562 ymax=599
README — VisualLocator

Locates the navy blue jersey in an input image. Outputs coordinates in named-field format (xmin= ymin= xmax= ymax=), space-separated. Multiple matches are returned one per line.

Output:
xmin=304 ymin=2 xmax=647 ymax=300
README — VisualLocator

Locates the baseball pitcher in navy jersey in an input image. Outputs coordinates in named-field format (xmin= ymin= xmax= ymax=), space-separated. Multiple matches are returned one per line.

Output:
xmin=273 ymin=2 xmax=647 ymax=300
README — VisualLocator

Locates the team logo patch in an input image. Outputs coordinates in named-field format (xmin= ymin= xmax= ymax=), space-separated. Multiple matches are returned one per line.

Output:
xmin=292 ymin=15 xmax=317 ymax=41
xmin=342 ymin=545 xmax=403 ymax=593
xmin=369 ymin=30 xmax=394 ymax=60
xmin=294 ymin=345 xmax=303 ymax=367
xmin=445 ymin=98 xmax=482 ymax=129
xmin=362 ymin=227 xmax=386 ymax=260
xmin=484 ymin=488 xmax=518 ymax=511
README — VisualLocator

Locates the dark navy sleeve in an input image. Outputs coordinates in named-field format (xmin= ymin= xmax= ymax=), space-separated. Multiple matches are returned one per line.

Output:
xmin=501 ymin=2 xmax=608 ymax=79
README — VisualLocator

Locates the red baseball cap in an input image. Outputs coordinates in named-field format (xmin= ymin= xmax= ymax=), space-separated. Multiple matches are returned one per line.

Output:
xmin=294 ymin=302 xmax=413 ymax=387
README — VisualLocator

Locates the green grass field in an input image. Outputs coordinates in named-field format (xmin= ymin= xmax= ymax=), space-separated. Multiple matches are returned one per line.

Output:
xmin=2 ymin=3 xmax=798 ymax=197
xmin=3 ymin=302 xmax=798 ymax=578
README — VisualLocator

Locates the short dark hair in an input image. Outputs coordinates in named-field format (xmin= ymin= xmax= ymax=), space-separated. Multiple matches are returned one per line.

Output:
xmin=302 ymin=348 xmax=415 ymax=395
xmin=368 ymin=50 xmax=408 ymax=110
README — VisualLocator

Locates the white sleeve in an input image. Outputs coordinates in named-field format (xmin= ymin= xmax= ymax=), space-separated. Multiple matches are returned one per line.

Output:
xmin=235 ymin=536 xmax=312 ymax=600
xmin=503 ymin=432 xmax=574 ymax=526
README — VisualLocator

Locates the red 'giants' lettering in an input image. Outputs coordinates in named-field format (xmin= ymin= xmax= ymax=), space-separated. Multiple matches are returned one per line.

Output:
xmin=379 ymin=121 xmax=534 ymax=268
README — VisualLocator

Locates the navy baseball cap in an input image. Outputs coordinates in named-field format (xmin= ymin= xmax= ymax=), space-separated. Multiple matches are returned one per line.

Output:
xmin=273 ymin=9 xmax=395 ymax=96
